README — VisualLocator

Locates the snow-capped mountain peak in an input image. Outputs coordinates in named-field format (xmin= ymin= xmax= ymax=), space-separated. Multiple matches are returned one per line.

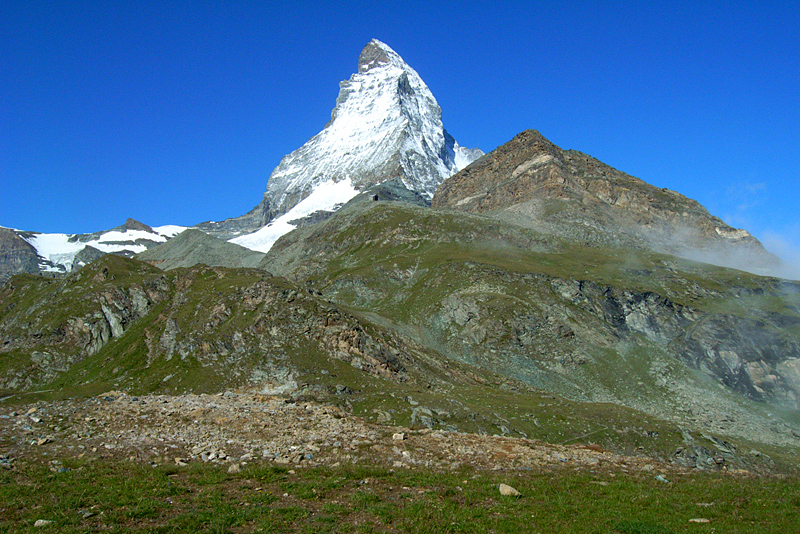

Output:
xmin=228 ymin=39 xmax=483 ymax=252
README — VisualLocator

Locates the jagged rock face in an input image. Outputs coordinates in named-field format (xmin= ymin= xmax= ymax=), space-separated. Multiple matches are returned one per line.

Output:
xmin=433 ymin=130 xmax=773 ymax=267
xmin=0 ymin=257 xmax=171 ymax=389
xmin=203 ymin=39 xmax=482 ymax=241
xmin=0 ymin=228 xmax=40 ymax=282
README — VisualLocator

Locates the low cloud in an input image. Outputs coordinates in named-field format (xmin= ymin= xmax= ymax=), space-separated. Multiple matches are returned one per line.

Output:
xmin=759 ymin=228 xmax=800 ymax=281
xmin=642 ymin=220 xmax=800 ymax=281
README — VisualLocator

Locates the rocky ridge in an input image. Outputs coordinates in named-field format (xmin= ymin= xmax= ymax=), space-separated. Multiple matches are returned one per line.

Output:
xmin=137 ymin=229 xmax=266 ymax=270
xmin=3 ymin=252 xmax=799 ymax=465
xmin=433 ymin=130 xmax=775 ymax=271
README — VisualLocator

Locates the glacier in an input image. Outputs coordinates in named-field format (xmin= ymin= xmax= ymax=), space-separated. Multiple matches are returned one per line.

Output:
xmin=23 ymin=225 xmax=187 ymax=272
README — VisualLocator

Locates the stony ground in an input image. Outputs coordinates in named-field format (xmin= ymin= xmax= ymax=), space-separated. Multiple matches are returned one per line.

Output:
xmin=0 ymin=390 xmax=678 ymax=476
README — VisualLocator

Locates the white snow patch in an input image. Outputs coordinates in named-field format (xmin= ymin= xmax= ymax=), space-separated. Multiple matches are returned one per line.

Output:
xmin=231 ymin=178 xmax=358 ymax=253
xmin=153 ymin=225 xmax=189 ymax=237
xmin=95 ymin=229 xmax=168 ymax=243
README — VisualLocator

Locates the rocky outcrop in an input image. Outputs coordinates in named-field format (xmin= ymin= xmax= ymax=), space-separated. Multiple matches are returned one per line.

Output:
xmin=552 ymin=278 xmax=800 ymax=409
xmin=71 ymin=245 xmax=105 ymax=271
xmin=0 ymin=256 xmax=423 ymax=393
xmin=0 ymin=256 xmax=171 ymax=389
xmin=0 ymin=228 xmax=39 ymax=283
xmin=258 ymin=195 xmax=800 ymax=446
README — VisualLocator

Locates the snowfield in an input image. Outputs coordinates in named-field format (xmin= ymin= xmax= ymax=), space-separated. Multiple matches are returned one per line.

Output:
xmin=231 ymin=178 xmax=358 ymax=253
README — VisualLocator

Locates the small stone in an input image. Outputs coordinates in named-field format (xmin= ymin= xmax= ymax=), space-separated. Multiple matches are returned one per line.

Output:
xmin=36 ymin=437 xmax=51 ymax=446
xmin=174 ymin=458 xmax=188 ymax=466
xmin=689 ymin=518 xmax=711 ymax=523
xmin=227 ymin=463 xmax=241 ymax=474
xmin=34 ymin=519 xmax=54 ymax=527
xmin=376 ymin=410 xmax=391 ymax=423
xmin=392 ymin=432 xmax=406 ymax=441
xmin=655 ymin=475 xmax=669 ymax=483
xmin=498 ymin=483 xmax=521 ymax=496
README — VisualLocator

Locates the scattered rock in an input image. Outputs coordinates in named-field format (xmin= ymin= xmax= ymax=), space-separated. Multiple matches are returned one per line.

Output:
xmin=411 ymin=406 xmax=435 ymax=428
xmin=689 ymin=518 xmax=711 ymax=523
xmin=228 ymin=463 xmax=241 ymax=474
xmin=655 ymin=474 xmax=669 ymax=483
xmin=498 ymin=483 xmax=521 ymax=496
xmin=34 ymin=519 xmax=54 ymax=527
xmin=0 ymin=392 xmax=746 ymax=482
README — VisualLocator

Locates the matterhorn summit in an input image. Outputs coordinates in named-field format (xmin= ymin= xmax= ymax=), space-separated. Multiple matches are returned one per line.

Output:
xmin=226 ymin=39 xmax=483 ymax=252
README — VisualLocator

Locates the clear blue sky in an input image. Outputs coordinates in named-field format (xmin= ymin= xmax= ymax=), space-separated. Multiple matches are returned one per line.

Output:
xmin=2 ymin=1 xmax=798 ymax=262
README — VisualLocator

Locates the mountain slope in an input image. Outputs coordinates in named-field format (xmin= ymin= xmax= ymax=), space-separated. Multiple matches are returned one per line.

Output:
xmin=200 ymin=39 xmax=482 ymax=249
xmin=2 ymin=253 xmax=798 ymax=471
xmin=259 ymin=193 xmax=800 ymax=445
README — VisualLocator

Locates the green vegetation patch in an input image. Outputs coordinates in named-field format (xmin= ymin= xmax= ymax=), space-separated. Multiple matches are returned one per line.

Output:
xmin=1 ymin=458 xmax=797 ymax=533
